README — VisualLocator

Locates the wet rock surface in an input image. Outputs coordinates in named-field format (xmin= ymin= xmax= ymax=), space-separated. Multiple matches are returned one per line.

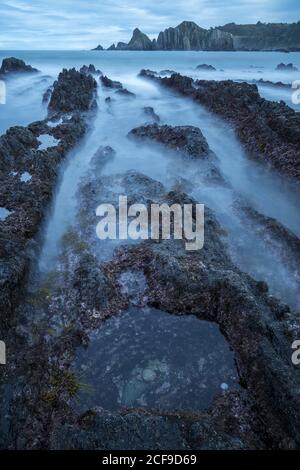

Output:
xmin=143 ymin=106 xmax=160 ymax=123
xmin=254 ymin=78 xmax=291 ymax=89
xmin=115 ymin=88 xmax=136 ymax=98
xmin=42 ymin=86 xmax=53 ymax=104
xmin=100 ymin=75 xmax=123 ymax=89
xmin=0 ymin=68 xmax=97 ymax=328
xmin=52 ymin=391 xmax=257 ymax=450
xmin=79 ymin=64 xmax=102 ymax=76
xmin=1 ymin=159 xmax=298 ymax=449
xmin=1 ymin=70 xmax=300 ymax=451
xmin=5 ymin=162 xmax=299 ymax=449
xmin=128 ymin=123 xmax=226 ymax=185
xmin=129 ymin=124 xmax=211 ymax=158
xmin=159 ymin=69 xmax=177 ymax=76
xmin=276 ymin=63 xmax=298 ymax=72
xmin=49 ymin=68 xmax=97 ymax=113
xmin=100 ymin=76 xmax=136 ymax=99
xmin=140 ymin=70 xmax=300 ymax=188
xmin=60 ymin=139 xmax=300 ymax=448
xmin=196 ymin=64 xmax=217 ymax=71
xmin=102 ymin=228 xmax=299 ymax=448
xmin=0 ymin=168 xmax=253 ymax=449
xmin=235 ymin=200 xmax=300 ymax=276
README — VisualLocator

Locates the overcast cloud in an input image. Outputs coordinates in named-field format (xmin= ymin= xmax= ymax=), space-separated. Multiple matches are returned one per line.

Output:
xmin=0 ymin=0 xmax=299 ymax=50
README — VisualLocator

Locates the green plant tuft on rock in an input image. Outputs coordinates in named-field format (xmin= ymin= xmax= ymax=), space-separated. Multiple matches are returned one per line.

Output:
xmin=28 ymin=270 xmax=59 ymax=307
xmin=41 ymin=370 xmax=94 ymax=403
xmin=61 ymin=227 xmax=88 ymax=253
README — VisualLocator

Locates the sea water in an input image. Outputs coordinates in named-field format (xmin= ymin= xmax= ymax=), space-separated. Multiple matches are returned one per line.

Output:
xmin=0 ymin=50 xmax=299 ymax=134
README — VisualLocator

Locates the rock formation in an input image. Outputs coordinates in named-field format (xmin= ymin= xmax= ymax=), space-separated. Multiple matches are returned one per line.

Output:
xmin=140 ymin=70 xmax=300 ymax=189
xmin=115 ymin=88 xmax=136 ymax=98
xmin=196 ymin=64 xmax=217 ymax=71
xmin=143 ymin=106 xmax=160 ymax=123
xmin=49 ymin=68 xmax=97 ymax=112
xmin=79 ymin=64 xmax=102 ymax=76
xmin=91 ymin=44 xmax=104 ymax=51
xmin=276 ymin=63 xmax=298 ymax=72
xmin=126 ymin=28 xmax=154 ymax=50
xmin=8 ymin=153 xmax=298 ymax=448
xmin=100 ymin=75 xmax=122 ymax=89
xmin=129 ymin=124 xmax=211 ymax=158
xmin=219 ymin=21 xmax=300 ymax=51
xmin=0 ymin=69 xmax=97 ymax=327
xmin=0 ymin=57 xmax=39 ymax=77
xmin=2 ymin=69 xmax=300 ymax=451
xmin=156 ymin=21 xmax=233 ymax=51
xmin=96 ymin=20 xmax=300 ymax=51
xmin=103 ymin=21 xmax=233 ymax=51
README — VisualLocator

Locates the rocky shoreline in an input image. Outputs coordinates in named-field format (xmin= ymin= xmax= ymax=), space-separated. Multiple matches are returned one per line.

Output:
xmin=0 ymin=57 xmax=39 ymax=78
xmin=1 ymin=61 xmax=300 ymax=450
xmin=139 ymin=69 xmax=300 ymax=190
xmin=0 ymin=68 xmax=97 ymax=329
xmin=93 ymin=20 xmax=300 ymax=51
xmin=3 ymin=163 xmax=296 ymax=449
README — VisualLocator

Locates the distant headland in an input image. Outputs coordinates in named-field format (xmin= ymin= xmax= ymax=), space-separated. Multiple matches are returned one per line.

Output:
xmin=92 ymin=20 xmax=300 ymax=52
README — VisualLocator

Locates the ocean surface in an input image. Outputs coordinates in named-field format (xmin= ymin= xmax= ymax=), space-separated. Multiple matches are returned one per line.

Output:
xmin=0 ymin=50 xmax=299 ymax=134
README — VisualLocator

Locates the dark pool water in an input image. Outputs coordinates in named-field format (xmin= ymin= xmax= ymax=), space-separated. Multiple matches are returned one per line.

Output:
xmin=74 ymin=307 xmax=239 ymax=413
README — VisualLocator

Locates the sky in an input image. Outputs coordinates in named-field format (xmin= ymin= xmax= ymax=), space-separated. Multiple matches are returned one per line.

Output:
xmin=0 ymin=0 xmax=299 ymax=50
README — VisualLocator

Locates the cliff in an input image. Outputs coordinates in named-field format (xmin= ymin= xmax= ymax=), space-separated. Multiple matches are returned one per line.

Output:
xmin=106 ymin=21 xmax=233 ymax=51
xmin=108 ymin=29 xmax=155 ymax=51
xmin=127 ymin=28 xmax=155 ymax=50
xmin=96 ymin=20 xmax=300 ymax=52
xmin=156 ymin=21 xmax=233 ymax=50
xmin=91 ymin=44 xmax=103 ymax=51
xmin=218 ymin=21 xmax=300 ymax=51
